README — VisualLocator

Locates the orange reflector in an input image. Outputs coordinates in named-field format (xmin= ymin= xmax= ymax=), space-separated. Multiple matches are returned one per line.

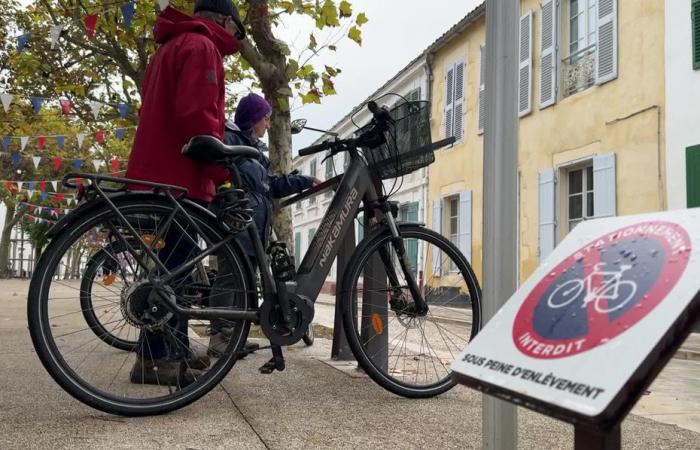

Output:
xmin=371 ymin=313 xmax=384 ymax=335
xmin=102 ymin=273 xmax=116 ymax=285
xmin=142 ymin=234 xmax=165 ymax=249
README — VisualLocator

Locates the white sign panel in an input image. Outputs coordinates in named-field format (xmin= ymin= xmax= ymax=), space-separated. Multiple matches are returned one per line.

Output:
xmin=452 ymin=210 xmax=699 ymax=421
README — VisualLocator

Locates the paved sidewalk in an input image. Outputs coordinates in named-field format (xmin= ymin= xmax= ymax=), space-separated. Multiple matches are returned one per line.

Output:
xmin=1 ymin=280 xmax=699 ymax=449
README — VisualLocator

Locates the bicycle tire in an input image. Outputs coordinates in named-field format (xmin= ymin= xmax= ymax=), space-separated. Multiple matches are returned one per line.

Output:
xmin=341 ymin=224 xmax=482 ymax=398
xmin=302 ymin=323 xmax=314 ymax=346
xmin=28 ymin=195 xmax=253 ymax=416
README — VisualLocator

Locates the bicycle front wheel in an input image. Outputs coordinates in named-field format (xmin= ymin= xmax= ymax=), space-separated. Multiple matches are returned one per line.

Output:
xmin=341 ymin=224 xmax=481 ymax=398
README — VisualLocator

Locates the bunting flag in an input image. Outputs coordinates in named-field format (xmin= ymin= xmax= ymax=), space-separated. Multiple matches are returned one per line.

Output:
xmin=116 ymin=128 xmax=124 ymax=140
xmin=0 ymin=93 xmax=12 ymax=112
xmin=49 ymin=24 xmax=65 ymax=49
xmin=56 ymin=135 xmax=65 ymax=148
xmin=32 ymin=156 xmax=41 ymax=169
xmin=117 ymin=102 xmax=128 ymax=118
xmin=73 ymin=159 xmax=82 ymax=169
xmin=51 ymin=181 xmax=58 ymax=192
xmin=90 ymin=101 xmax=101 ymax=119
xmin=54 ymin=192 xmax=64 ymax=203
xmin=11 ymin=153 xmax=21 ymax=167
xmin=20 ymin=136 xmax=29 ymax=151
xmin=92 ymin=159 xmax=103 ymax=171
xmin=27 ymin=181 xmax=34 ymax=199
xmin=39 ymin=180 xmax=46 ymax=192
xmin=95 ymin=130 xmax=105 ymax=144
xmin=83 ymin=14 xmax=98 ymax=40
xmin=17 ymin=181 xmax=23 ymax=191
xmin=159 ymin=0 xmax=169 ymax=11
xmin=37 ymin=136 xmax=46 ymax=149
xmin=121 ymin=2 xmax=135 ymax=28
xmin=17 ymin=33 xmax=30 ymax=53
xmin=30 ymin=96 xmax=43 ymax=113
xmin=110 ymin=158 xmax=119 ymax=174
xmin=2 ymin=136 xmax=9 ymax=150
xmin=59 ymin=98 xmax=72 ymax=115
xmin=52 ymin=157 xmax=61 ymax=170
xmin=40 ymin=191 xmax=48 ymax=201
xmin=76 ymin=133 xmax=85 ymax=148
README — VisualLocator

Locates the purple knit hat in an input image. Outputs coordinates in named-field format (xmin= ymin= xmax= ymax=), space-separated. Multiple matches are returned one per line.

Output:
xmin=234 ymin=93 xmax=272 ymax=131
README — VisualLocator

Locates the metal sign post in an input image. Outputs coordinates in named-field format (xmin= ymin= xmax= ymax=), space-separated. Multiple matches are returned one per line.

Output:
xmin=482 ymin=0 xmax=520 ymax=448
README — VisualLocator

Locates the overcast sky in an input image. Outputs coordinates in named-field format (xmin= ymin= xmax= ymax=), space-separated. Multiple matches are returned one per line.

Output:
xmin=280 ymin=0 xmax=483 ymax=151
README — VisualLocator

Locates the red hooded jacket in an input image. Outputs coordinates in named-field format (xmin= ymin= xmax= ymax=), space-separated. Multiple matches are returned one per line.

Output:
xmin=126 ymin=7 xmax=238 ymax=202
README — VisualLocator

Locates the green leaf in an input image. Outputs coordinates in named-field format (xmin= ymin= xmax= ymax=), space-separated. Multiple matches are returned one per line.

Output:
xmin=286 ymin=59 xmax=299 ymax=79
xmin=324 ymin=65 xmax=337 ymax=76
xmin=308 ymin=33 xmax=317 ymax=50
xmin=279 ymin=1 xmax=295 ymax=13
xmin=356 ymin=12 xmax=368 ymax=26
xmin=348 ymin=26 xmax=362 ymax=45
xmin=322 ymin=76 xmax=336 ymax=96
xmin=321 ymin=0 xmax=340 ymax=26
xmin=339 ymin=1 xmax=352 ymax=18
xmin=301 ymin=89 xmax=322 ymax=104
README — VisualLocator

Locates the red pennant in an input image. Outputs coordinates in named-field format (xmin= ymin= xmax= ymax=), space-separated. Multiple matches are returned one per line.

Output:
xmin=110 ymin=158 xmax=119 ymax=170
xmin=37 ymin=136 xmax=46 ymax=149
xmin=59 ymin=98 xmax=72 ymax=115
xmin=52 ymin=157 xmax=61 ymax=170
xmin=75 ymin=178 xmax=82 ymax=186
xmin=95 ymin=130 xmax=104 ymax=144
xmin=54 ymin=192 xmax=64 ymax=203
xmin=39 ymin=180 xmax=46 ymax=192
xmin=3 ymin=181 xmax=11 ymax=191
xmin=84 ymin=14 xmax=98 ymax=40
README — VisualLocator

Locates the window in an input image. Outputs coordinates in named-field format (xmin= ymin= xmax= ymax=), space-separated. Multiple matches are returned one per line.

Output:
xmin=309 ymin=160 xmax=317 ymax=204
xmin=693 ymin=0 xmax=700 ymax=70
xmin=686 ymin=145 xmax=700 ymax=207
xmin=565 ymin=165 xmax=594 ymax=232
xmin=407 ymin=87 xmax=421 ymax=102
xmin=568 ymin=0 xmax=597 ymax=56
xmin=562 ymin=0 xmax=597 ymax=97
xmin=445 ymin=196 xmax=459 ymax=271
xmin=295 ymin=168 xmax=303 ymax=210
xmin=444 ymin=60 xmax=465 ymax=141
xmin=400 ymin=203 xmax=419 ymax=276
xmin=325 ymin=158 xmax=334 ymax=198
xmin=294 ymin=232 xmax=301 ymax=268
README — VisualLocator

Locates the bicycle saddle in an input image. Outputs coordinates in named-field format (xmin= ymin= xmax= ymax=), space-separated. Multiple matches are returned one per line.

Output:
xmin=182 ymin=135 xmax=259 ymax=164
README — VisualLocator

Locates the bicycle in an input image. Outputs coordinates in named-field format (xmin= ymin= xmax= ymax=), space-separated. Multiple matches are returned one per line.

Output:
xmin=547 ymin=262 xmax=638 ymax=313
xmin=27 ymin=98 xmax=482 ymax=416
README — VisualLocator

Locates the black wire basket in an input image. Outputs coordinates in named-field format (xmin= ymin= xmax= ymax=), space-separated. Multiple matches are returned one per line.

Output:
xmin=361 ymin=100 xmax=434 ymax=180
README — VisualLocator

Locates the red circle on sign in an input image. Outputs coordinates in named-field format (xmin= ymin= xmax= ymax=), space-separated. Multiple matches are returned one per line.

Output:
xmin=513 ymin=221 xmax=691 ymax=359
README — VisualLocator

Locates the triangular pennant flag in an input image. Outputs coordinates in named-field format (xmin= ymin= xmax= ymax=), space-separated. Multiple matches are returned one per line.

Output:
xmin=159 ymin=0 xmax=169 ymax=11
xmin=49 ymin=24 xmax=65 ymax=49
xmin=54 ymin=192 xmax=64 ymax=203
xmin=17 ymin=181 xmax=23 ymax=191
xmin=110 ymin=158 xmax=119 ymax=171
xmin=76 ymin=133 xmax=85 ymax=148
xmin=20 ymin=136 xmax=29 ymax=150
xmin=95 ymin=130 xmax=105 ymax=144
xmin=37 ymin=136 xmax=46 ymax=149
xmin=30 ymin=96 xmax=43 ymax=113
xmin=121 ymin=3 xmax=135 ymax=27
xmin=59 ymin=98 xmax=72 ymax=116
xmin=32 ymin=156 xmax=41 ymax=169
xmin=89 ymin=101 xmax=101 ymax=119
xmin=0 ymin=93 xmax=12 ymax=112
xmin=27 ymin=181 xmax=34 ymax=199
xmin=83 ymin=14 xmax=98 ymax=40
xmin=2 ymin=136 xmax=9 ymax=150
xmin=11 ymin=153 xmax=21 ymax=167
xmin=35 ymin=206 xmax=42 ymax=215
xmin=56 ymin=135 xmax=65 ymax=148
xmin=73 ymin=159 xmax=82 ymax=169
xmin=51 ymin=157 xmax=61 ymax=170
xmin=75 ymin=178 xmax=82 ymax=187
xmin=40 ymin=191 xmax=48 ymax=201
xmin=39 ymin=181 xmax=46 ymax=192
xmin=116 ymin=128 xmax=125 ymax=140
xmin=92 ymin=159 xmax=103 ymax=171
xmin=17 ymin=33 xmax=30 ymax=53
xmin=64 ymin=208 xmax=69 ymax=215
xmin=117 ymin=102 xmax=128 ymax=118
xmin=3 ymin=181 xmax=11 ymax=191
xmin=50 ymin=181 xmax=58 ymax=192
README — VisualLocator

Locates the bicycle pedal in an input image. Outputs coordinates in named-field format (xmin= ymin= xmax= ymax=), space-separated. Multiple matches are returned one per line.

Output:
xmin=258 ymin=357 xmax=285 ymax=374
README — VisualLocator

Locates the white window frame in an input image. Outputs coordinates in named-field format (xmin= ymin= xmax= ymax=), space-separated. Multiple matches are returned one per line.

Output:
xmin=444 ymin=194 xmax=460 ymax=272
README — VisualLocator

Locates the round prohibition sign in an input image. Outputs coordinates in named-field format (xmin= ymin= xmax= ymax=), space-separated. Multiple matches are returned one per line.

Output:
xmin=513 ymin=221 xmax=691 ymax=359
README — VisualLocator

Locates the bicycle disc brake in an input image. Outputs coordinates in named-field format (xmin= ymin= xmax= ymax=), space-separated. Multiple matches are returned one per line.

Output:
xmin=259 ymin=293 xmax=314 ymax=346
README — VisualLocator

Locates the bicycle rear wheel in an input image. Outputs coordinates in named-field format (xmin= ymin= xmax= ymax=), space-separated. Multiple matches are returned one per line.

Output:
xmin=28 ymin=196 xmax=253 ymax=416
xmin=341 ymin=224 xmax=481 ymax=398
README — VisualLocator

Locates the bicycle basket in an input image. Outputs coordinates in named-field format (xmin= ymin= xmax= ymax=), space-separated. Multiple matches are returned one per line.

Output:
xmin=360 ymin=100 xmax=433 ymax=180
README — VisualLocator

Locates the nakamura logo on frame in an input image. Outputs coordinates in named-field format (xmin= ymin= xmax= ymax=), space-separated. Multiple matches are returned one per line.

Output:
xmin=513 ymin=221 xmax=691 ymax=359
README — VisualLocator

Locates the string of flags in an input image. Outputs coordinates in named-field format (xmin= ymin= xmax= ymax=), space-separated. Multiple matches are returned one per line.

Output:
xmin=1 ymin=127 xmax=135 ymax=152
xmin=14 ymin=0 xmax=172 ymax=53
xmin=0 ymin=91 xmax=134 ymax=120
xmin=1 ymin=153 xmax=124 ymax=173
xmin=20 ymin=201 xmax=73 ymax=225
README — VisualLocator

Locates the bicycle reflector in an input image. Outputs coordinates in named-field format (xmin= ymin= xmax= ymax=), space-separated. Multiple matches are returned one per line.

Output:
xmin=141 ymin=234 xmax=166 ymax=249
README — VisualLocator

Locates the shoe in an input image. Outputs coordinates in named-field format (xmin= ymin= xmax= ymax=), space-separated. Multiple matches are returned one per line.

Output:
xmin=208 ymin=327 xmax=259 ymax=358
xmin=186 ymin=347 xmax=211 ymax=370
xmin=130 ymin=357 xmax=201 ymax=386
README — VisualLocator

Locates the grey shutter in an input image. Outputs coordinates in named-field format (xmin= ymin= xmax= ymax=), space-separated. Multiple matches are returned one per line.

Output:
xmin=518 ymin=10 xmax=533 ymax=117
xmin=478 ymin=44 xmax=486 ymax=134
xmin=596 ymin=0 xmax=618 ymax=84
xmin=540 ymin=0 xmax=557 ymax=108
xmin=453 ymin=60 xmax=465 ymax=139
xmin=432 ymin=200 xmax=442 ymax=276
xmin=444 ymin=66 xmax=454 ymax=138
xmin=593 ymin=153 xmax=616 ymax=218
xmin=458 ymin=191 xmax=472 ymax=262
xmin=538 ymin=169 xmax=556 ymax=260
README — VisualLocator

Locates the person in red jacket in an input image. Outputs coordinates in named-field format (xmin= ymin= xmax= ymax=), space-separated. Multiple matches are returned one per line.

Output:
xmin=126 ymin=0 xmax=243 ymax=385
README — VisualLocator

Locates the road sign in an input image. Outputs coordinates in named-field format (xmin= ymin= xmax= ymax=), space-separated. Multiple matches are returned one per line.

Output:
xmin=452 ymin=210 xmax=700 ymax=427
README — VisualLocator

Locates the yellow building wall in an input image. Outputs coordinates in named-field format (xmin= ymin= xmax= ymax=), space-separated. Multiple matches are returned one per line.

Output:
xmin=427 ymin=1 xmax=665 ymax=287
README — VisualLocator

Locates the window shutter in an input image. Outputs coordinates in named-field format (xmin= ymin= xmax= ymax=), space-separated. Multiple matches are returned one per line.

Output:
xmin=478 ymin=44 xmax=486 ymax=134
xmin=538 ymin=169 xmax=556 ymax=260
xmin=686 ymin=145 xmax=700 ymax=207
xmin=308 ymin=227 xmax=316 ymax=243
xmin=693 ymin=0 xmax=700 ymax=70
xmin=518 ymin=10 xmax=533 ymax=117
xmin=431 ymin=200 xmax=442 ymax=276
xmin=596 ymin=0 xmax=618 ymax=84
xmin=294 ymin=232 xmax=301 ymax=267
xmin=407 ymin=202 xmax=419 ymax=222
xmin=453 ymin=60 xmax=465 ymax=139
xmin=357 ymin=213 xmax=364 ymax=241
xmin=444 ymin=66 xmax=455 ymax=138
xmin=458 ymin=191 xmax=472 ymax=262
xmin=540 ymin=0 xmax=557 ymax=108
xmin=593 ymin=153 xmax=617 ymax=218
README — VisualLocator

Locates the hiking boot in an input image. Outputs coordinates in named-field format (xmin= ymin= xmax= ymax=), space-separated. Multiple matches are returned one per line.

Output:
xmin=129 ymin=357 xmax=201 ymax=386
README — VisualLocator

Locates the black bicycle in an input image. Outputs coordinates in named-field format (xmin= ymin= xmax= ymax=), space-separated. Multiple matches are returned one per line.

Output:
xmin=27 ymin=99 xmax=482 ymax=416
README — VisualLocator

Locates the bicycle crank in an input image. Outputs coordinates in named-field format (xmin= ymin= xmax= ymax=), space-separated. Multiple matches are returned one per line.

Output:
xmin=259 ymin=293 xmax=314 ymax=346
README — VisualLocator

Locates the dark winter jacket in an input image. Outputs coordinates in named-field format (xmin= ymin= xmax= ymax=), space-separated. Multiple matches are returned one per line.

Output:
xmin=224 ymin=120 xmax=313 ymax=254
xmin=126 ymin=7 xmax=239 ymax=202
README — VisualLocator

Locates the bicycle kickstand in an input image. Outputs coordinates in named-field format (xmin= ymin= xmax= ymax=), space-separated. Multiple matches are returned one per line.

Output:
xmin=259 ymin=344 xmax=285 ymax=374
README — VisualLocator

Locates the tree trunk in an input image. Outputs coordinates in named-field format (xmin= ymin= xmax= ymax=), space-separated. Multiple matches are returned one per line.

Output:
xmin=266 ymin=90 xmax=294 ymax=248
xmin=0 ymin=203 xmax=23 ymax=278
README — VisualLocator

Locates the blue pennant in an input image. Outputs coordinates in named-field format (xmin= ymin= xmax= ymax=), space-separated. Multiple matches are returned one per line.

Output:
xmin=2 ymin=136 xmax=9 ymax=150
xmin=27 ymin=181 xmax=34 ymax=191
xmin=40 ymin=191 xmax=48 ymax=201
xmin=56 ymin=135 xmax=65 ymax=148
xmin=117 ymin=102 xmax=129 ymax=118
xmin=17 ymin=33 xmax=30 ymax=53
xmin=11 ymin=153 xmax=21 ymax=166
xmin=30 ymin=96 xmax=43 ymax=113
xmin=116 ymin=128 xmax=125 ymax=140
xmin=73 ymin=159 xmax=82 ymax=169
xmin=121 ymin=3 xmax=135 ymax=28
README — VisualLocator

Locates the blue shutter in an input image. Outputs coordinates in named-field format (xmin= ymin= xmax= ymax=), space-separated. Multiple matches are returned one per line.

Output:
xmin=431 ymin=200 xmax=442 ymax=276
xmin=540 ymin=0 xmax=558 ymax=108
xmin=444 ymin=66 xmax=454 ymax=139
xmin=453 ymin=60 xmax=465 ymax=140
xmin=458 ymin=191 xmax=472 ymax=262
xmin=518 ymin=10 xmax=533 ymax=117
xmin=596 ymin=0 xmax=618 ymax=84
xmin=593 ymin=153 xmax=616 ymax=218
xmin=538 ymin=169 xmax=556 ymax=260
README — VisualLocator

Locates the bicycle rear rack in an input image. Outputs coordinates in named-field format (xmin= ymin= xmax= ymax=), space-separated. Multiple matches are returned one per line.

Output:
xmin=63 ymin=172 xmax=189 ymax=200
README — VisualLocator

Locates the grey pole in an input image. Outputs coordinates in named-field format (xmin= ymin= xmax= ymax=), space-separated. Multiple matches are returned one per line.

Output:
xmin=482 ymin=0 xmax=519 ymax=449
